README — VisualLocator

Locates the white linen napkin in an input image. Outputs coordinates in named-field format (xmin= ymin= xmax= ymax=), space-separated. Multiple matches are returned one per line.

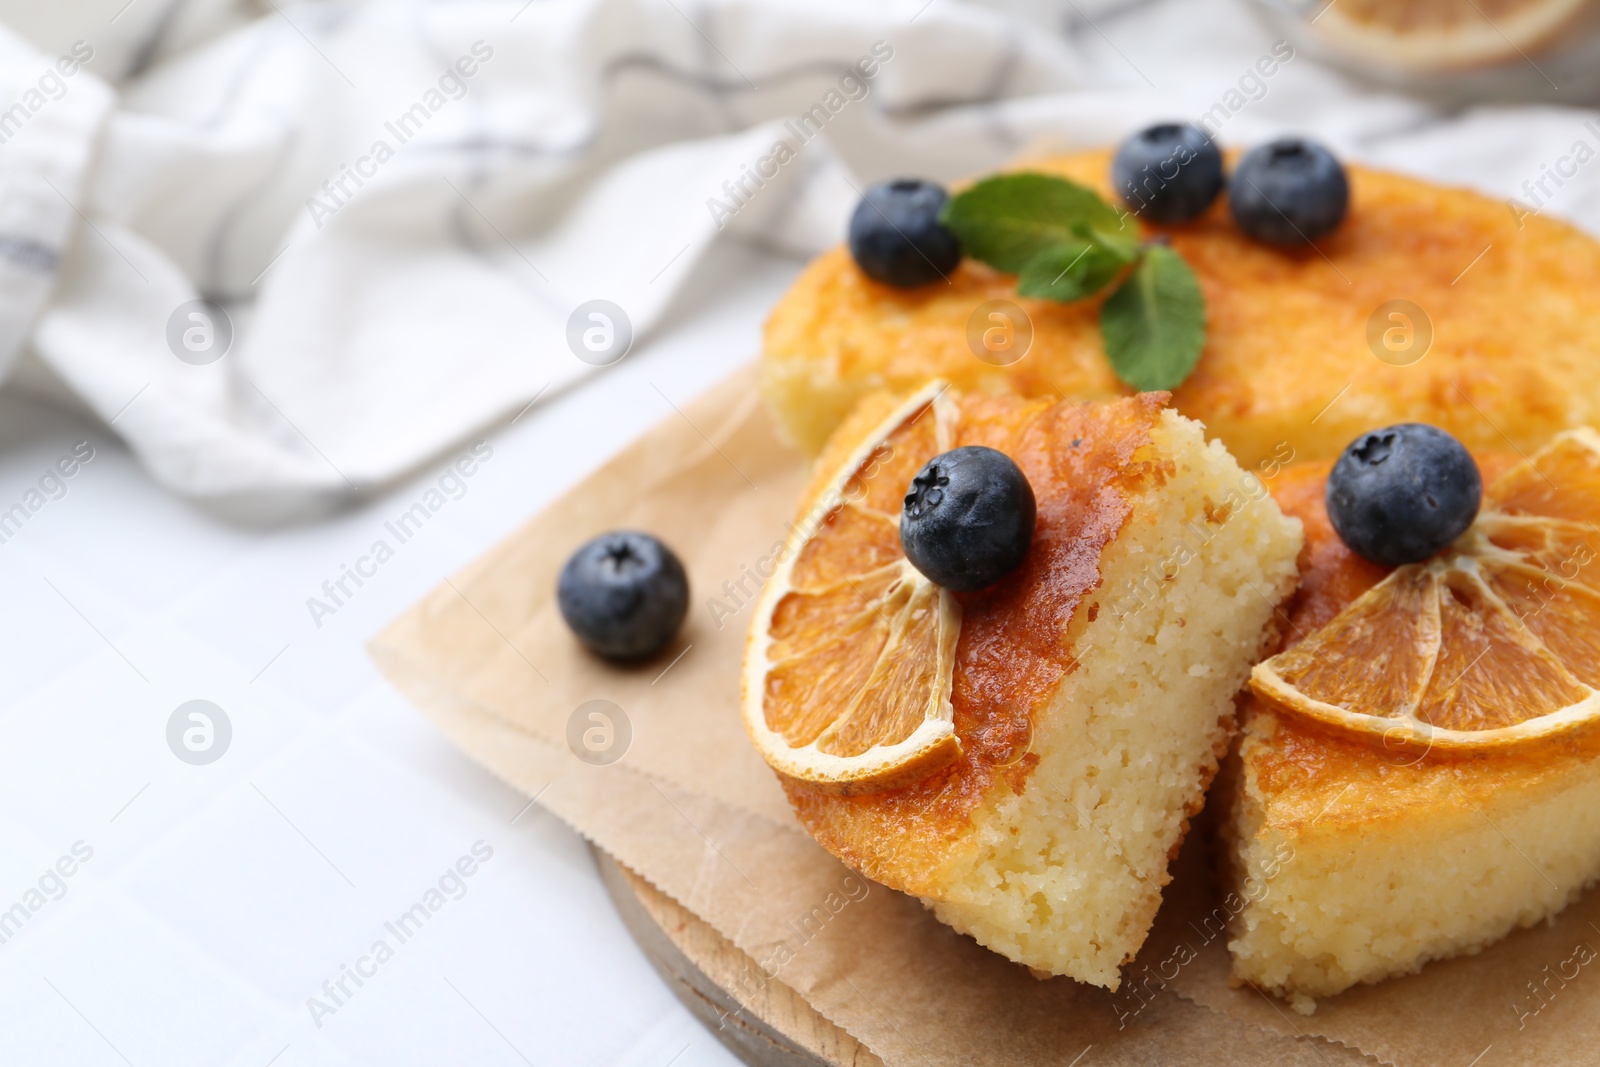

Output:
xmin=0 ymin=0 xmax=1597 ymax=520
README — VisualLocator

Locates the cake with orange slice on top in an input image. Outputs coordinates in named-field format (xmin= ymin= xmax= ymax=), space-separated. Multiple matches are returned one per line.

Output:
xmin=1305 ymin=0 xmax=1600 ymax=74
xmin=740 ymin=381 xmax=1302 ymax=988
xmin=739 ymin=117 xmax=1600 ymax=997
xmin=1226 ymin=424 xmax=1600 ymax=1008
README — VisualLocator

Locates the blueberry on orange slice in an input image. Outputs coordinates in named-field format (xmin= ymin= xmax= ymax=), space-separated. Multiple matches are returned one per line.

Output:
xmin=1252 ymin=427 xmax=1600 ymax=751
xmin=741 ymin=382 xmax=969 ymax=794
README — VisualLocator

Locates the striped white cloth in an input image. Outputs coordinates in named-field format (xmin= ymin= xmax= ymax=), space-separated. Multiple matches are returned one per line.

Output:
xmin=1 ymin=0 xmax=1598 ymax=518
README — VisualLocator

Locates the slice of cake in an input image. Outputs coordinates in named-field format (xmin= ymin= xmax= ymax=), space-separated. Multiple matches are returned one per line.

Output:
xmin=1226 ymin=444 xmax=1600 ymax=1007
xmin=742 ymin=383 xmax=1302 ymax=988
xmin=1228 ymin=696 xmax=1600 ymax=1010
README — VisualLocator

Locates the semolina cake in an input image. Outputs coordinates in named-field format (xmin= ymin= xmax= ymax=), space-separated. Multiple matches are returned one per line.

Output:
xmin=1228 ymin=697 xmax=1600 ymax=1008
xmin=743 ymin=384 xmax=1302 ymax=987
xmin=1227 ymin=453 xmax=1600 ymax=1007
xmin=761 ymin=149 xmax=1600 ymax=470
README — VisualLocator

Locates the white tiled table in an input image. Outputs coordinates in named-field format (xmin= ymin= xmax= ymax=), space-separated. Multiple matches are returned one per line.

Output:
xmin=0 ymin=241 xmax=798 ymax=1067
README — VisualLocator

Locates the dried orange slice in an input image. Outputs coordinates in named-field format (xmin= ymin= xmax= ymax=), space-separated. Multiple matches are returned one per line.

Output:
xmin=1313 ymin=0 xmax=1596 ymax=70
xmin=742 ymin=381 xmax=964 ymax=794
xmin=1252 ymin=427 xmax=1600 ymax=751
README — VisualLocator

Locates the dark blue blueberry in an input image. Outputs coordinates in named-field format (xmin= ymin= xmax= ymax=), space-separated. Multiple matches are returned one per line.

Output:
xmin=1230 ymin=136 xmax=1349 ymax=246
xmin=848 ymin=179 xmax=962 ymax=288
xmin=1112 ymin=122 xmax=1225 ymax=224
xmin=900 ymin=446 xmax=1036 ymax=592
xmin=1326 ymin=424 xmax=1481 ymax=568
xmin=558 ymin=531 xmax=689 ymax=659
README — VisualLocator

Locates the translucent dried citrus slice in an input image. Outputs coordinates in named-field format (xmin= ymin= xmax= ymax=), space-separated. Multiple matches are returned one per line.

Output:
xmin=742 ymin=381 xmax=964 ymax=793
xmin=1314 ymin=0 xmax=1595 ymax=70
xmin=1252 ymin=428 xmax=1600 ymax=751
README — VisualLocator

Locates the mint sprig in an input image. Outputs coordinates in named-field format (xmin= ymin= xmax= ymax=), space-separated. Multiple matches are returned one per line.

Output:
xmin=939 ymin=173 xmax=1206 ymax=392
xmin=1016 ymin=234 xmax=1129 ymax=302
xmin=1099 ymin=245 xmax=1205 ymax=391
xmin=940 ymin=173 xmax=1128 ymax=271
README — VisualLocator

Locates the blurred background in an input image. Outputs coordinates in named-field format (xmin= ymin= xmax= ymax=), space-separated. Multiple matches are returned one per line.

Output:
xmin=0 ymin=1 xmax=1597 ymax=1064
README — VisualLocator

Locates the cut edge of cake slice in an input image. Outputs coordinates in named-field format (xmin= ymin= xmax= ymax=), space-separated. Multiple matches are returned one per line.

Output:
xmin=926 ymin=408 xmax=1303 ymax=987
xmin=1225 ymin=700 xmax=1600 ymax=1011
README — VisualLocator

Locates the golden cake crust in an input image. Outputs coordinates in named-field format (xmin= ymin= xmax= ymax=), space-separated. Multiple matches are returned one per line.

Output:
xmin=763 ymin=388 xmax=1303 ymax=984
xmin=1245 ymin=455 xmax=1600 ymax=833
xmin=1241 ymin=698 xmax=1600 ymax=839
xmin=1225 ymin=454 xmax=1600 ymax=1000
xmin=763 ymin=149 xmax=1600 ymax=468
xmin=781 ymin=390 xmax=1169 ymax=898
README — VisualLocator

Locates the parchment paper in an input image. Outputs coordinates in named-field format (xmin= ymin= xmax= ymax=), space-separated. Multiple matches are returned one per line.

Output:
xmin=372 ymin=363 xmax=1600 ymax=1067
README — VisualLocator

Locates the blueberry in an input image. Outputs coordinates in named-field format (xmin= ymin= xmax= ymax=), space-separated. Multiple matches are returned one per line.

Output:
xmin=900 ymin=446 xmax=1036 ymax=591
xmin=558 ymin=531 xmax=689 ymax=659
xmin=1326 ymin=425 xmax=1482 ymax=567
xmin=1112 ymin=122 xmax=1225 ymax=224
xmin=848 ymin=179 xmax=962 ymax=288
xmin=1229 ymin=137 xmax=1349 ymax=246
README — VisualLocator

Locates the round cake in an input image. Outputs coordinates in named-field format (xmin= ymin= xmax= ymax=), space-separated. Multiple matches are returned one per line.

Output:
xmin=762 ymin=148 xmax=1600 ymax=471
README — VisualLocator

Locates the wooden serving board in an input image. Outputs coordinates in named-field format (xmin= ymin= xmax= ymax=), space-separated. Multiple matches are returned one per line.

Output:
xmin=593 ymin=846 xmax=883 ymax=1067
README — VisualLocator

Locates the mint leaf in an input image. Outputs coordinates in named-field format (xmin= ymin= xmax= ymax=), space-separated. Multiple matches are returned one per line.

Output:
xmin=1099 ymin=245 xmax=1205 ymax=392
xmin=1016 ymin=239 xmax=1126 ymax=302
xmin=1079 ymin=222 xmax=1141 ymax=264
xmin=938 ymin=170 xmax=1207 ymax=389
xmin=941 ymin=173 xmax=1134 ymax=273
